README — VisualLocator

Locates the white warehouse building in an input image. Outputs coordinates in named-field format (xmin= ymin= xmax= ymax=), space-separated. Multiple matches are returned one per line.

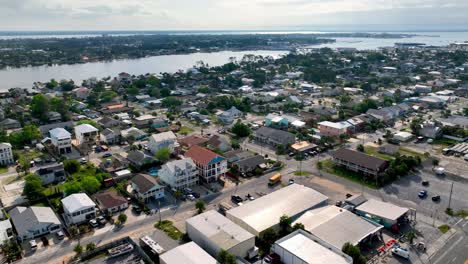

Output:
xmin=226 ymin=184 xmax=328 ymax=236
xmin=186 ymin=210 xmax=256 ymax=259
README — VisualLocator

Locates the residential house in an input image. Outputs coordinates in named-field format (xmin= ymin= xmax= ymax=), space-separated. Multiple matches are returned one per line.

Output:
xmin=0 ymin=143 xmax=14 ymax=166
xmin=46 ymin=111 xmax=62 ymax=122
xmin=72 ymin=87 xmax=90 ymax=100
xmin=318 ymin=121 xmax=352 ymax=137
xmin=185 ymin=145 xmax=227 ymax=183
xmin=10 ymin=206 xmax=62 ymax=241
xmin=419 ymin=121 xmax=442 ymax=139
xmin=133 ymin=115 xmax=163 ymax=129
xmin=254 ymin=127 xmax=295 ymax=148
xmin=178 ymin=135 xmax=209 ymax=150
xmin=217 ymin=106 xmax=243 ymax=124
xmin=74 ymin=124 xmax=99 ymax=145
xmin=265 ymin=113 xmax=289 ymax=128
xmin=35 ymin=162 xmax=66 ymax=185
xmin=62 ymin=193 xmax=97 ymax=226
xmin=333 ymin=148 xmax=389 ymax=177
xmin=0 ymin=118 xmax=21 ymax=130
xmin=0 ymin=219 xmax=13 ymax=246
xmin=121 ymin=127 xmax=147 ymax=140
xmin=233 ymin=155 xmax=265 ymax=174
xmin=93 ymin=192 xmax=129 ymax=215
xmin=98 ymin=116 xmax=121 ymax=129
xmin=100 ymin=128 xmax=119 ymax=144
xmin=206 ymin=135 xmax=232 ymax=153
xmin=148 ymin=131 xmax=178 ymax=154
xmin=125 ymin=150 xmax=154 ymax=169
xmin=130 ymin=174 xmax=165 ymax=202
xmin=39 ymin=121 xmax=74 ymax=136
xmin=158 ymin=158 xmax=198 ymax=190
xmin=49 ymin=127 xmax=72 ymax=154
xmin=224 ymin=150 xmax=255 ymax=163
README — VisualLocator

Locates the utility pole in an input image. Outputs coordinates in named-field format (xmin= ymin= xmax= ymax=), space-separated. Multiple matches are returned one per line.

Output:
xmin=448 ymin=181 xmax=454 ymax=209
xmin=158 ymin=200 xmax=162 ymax=223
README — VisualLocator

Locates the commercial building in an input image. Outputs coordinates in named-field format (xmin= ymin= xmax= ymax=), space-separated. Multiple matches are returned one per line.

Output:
xmin=393 ymin=131 xmax=414 ymax=142
xmin=158 ymin=158 xmax=198 ymax=190
xmin=332 ymin=148 xmax=389 ymax=177
xmin=294 ymin=205 xmax=383 ymax=249
xmin=62 ymin=193 xmax=97 ymax=226
xmin=317 ymin=121 xmax=352 ymax=137
xmin=0 ymin=142 xmax=14 ymax=166
xmin=74 ymin=124 xmax=99 ymax=145
xmin=226 ymin=184 xmax=328 ymax=236
xmin=148 ymin=131 xmax=178 ymax=154
xmin=49 ymin=128 xmax=72 ymax=154
xmin=159 ymin=242 xmax=217 ymax=264
xmin=355 ymin=199 xmax=409 ymax=228
xmin=272 ymin=230 xmax=352 ymax=264
xmin=9 ymin=206 xmax=62 ymax=241
xmin=186 ymin=210 xmax=256 ymax=258
xmin=185 ymin=145 xmax=227 ymax=183
xmin=290 ymin=141 xmax=318 ymax=154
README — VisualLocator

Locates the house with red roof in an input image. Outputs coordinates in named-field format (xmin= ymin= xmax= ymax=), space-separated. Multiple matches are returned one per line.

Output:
xmin=185 ymin=145 xmax=227 ymax=183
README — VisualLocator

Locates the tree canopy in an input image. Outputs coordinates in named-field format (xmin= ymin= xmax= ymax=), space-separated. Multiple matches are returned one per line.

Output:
xmin=23 ymin=174 xmax=44 ymax=201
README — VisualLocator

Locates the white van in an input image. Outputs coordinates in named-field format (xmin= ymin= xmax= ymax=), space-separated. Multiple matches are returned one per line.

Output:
xmin=391 ymin=246 xmax=410 ymax=259
xmin=29 ymin=240 xmax=37 ymax=250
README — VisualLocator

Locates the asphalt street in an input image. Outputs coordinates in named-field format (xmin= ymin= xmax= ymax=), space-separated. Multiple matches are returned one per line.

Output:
xmin=430 ymin=218 xmax=468 ymax=264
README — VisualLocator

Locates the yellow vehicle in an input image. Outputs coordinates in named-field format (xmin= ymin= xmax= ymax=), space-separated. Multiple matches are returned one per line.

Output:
xmin=268 ymin=173 xmax=282 ymax=186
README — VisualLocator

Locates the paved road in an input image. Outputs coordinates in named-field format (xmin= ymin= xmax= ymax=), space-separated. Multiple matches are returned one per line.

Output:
xmin=430 ymin=218 xmax=468 ymax=264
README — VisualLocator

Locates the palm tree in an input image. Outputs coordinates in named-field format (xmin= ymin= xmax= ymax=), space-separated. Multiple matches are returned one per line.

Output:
xmin=195 ymin=200 xmax=206 ymax=214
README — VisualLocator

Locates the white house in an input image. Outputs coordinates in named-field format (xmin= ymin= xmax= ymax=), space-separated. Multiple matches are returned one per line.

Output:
xmin=148 ymin=131 xmax=178 ymax=154
xmin=49 ymin=128 xmax=72 ymax=154
xmin=74 ymin=124 xmax=99 ymax=145
xmin=0 ymin=219 xmax=13 ymax=246
xmin=100 ymin=128 xmax=118 ymax=144
xmin=9 ymin=207 xmax=62 ymax=242
xmin=130 ymin=174 xmax=165 ymax=202
xmin=62 ymin=193 xmax=97 ymax=226
xmin=158 ymin=158 xmax=198 ymax=190
xmin=0 ymin=143 xmax=14 ymax=166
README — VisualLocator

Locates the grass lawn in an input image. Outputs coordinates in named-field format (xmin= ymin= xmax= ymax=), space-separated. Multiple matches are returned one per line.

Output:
xmin=399 ymin=147 xmax=427 ymax=160
xmin=321 ymin=159 xmax=379 ymax=189
xmin=179 ymin=126 xmax=194 ymax=135
xmin=0 ymin=167 xmax=8 ymax=174
xmin=294 ymin=171 xmax=311 ymax=176
xmin=431 ymin=138 xmax=457 ymax=147
xmin=364 ymin=146 xmax=394 ymax=161
xmin=438 ymin=224 xmax=450 ymax=234
xmin=31 ymin=201 xmax=47 ymax=207
xmin=154 ymin=220 xmax=182 ymax=240
xmin=43 ymin=185 xmax=65 ymax=197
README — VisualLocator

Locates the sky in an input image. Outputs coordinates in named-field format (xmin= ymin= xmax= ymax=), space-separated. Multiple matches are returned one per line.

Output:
xmin=0 ymin=0 xmax=468 ymax=31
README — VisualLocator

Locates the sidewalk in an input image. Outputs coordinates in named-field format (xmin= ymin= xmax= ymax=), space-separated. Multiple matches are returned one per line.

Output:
xmin=419 ymin=227 xmax=457 ymax=263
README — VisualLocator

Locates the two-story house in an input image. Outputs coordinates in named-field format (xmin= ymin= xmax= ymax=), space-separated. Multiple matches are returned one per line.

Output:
xmin=0 ymin=143 xmax=14 ymax=166
xmin=35 ymin=162 xmax=66 ymax=185
xmin=9 ymin=206 xmax=62 ymax=242
xmin=62 ymin=193 xmax=97 ymax=226
xmin=130 ymin=174 xmax=165 ymax=202
xmin=217 ymin=106 xmax=243 ymax=124
xmin=74 ymin=124 xmax=99 ymax=145
xmin=49 ymin=128 xmax=72 ymax=154
xmin=185 ymin=145 xmax=227 ymax=183
xmin=148 ymin=131 xmax=178 ymax=154
xmin=158 ymin=158 xmax=198 ymax=190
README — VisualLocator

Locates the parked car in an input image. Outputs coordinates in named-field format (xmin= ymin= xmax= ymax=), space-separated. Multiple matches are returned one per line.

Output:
xmin=391 ymin=246 xmax=410 ymax=259
xmin=56 ymin=230 xmax=65 ymax=240
xmin=432 ymin=195 xmax=441 ymax=202
xmin=246 ymin=194 xmax=255 ymax=201
xmin=132 ymin=205 xmax=142 ymax=214
xmin=288 ymin=179 xmax=295 ymax=185
xmin=192 ymin=192 xmax=200 ymax=199
xmin=231 ymin=195 xmax=243 ymax=204
xmin=29 ymin=240 xmax=37 ymax=250
xmin=422 ymin=180 xmax=429 ymax=186
xmin=80 ymin=157 xmax=87 ymax=164
xmin=103 ymin=153 xmax=112 ymax=158
xmin=89 ymin=219 xmax=99 ymax=228
xmin=187 ymin=194 xmax=196 ymax=201
xmin=418 ymin=190 xmax=427 ymax=198
xmin=97 ymin=216 xmax=107 ymax=225
xmin=263 ymin=253 xmax=281 ymax=264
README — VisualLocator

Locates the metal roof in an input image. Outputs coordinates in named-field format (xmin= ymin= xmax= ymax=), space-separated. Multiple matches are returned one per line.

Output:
xmin=159 ymin=242 xmax=217 ymax=264
xmin=226 ymin=184 xmax=328 ymax=235
xmin=294 ymin=206 xmax=383 ymax=249
xmin=62 ymin=193 xmax=96 ymax=213
xmin=356 ymin=199 xmax=409 ymax=221
xmin=186 ymin=210 xmax=254 ymax=251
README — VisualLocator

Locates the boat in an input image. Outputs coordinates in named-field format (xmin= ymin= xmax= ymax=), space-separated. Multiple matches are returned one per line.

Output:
xmin=108 ymin=243 xmax=134 ymax=258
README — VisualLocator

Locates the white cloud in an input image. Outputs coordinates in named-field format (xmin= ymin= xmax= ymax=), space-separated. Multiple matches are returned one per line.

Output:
xmin=0 ymin=0 xmax=467 ymax=30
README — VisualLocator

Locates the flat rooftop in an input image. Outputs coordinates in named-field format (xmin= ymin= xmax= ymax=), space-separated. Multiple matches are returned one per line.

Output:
xmin=294 ymin=206 xmax=383 ymax=249
xmin=159 ymin=242 xmax=217 ymax=264
xmin=356 ymin=199 xmax=409 ymax=221
xmin=226 ymin=184 xmax=328 ymax=235
xmin=186 ymin=210 xmax=254 ymax=250
xmin=275 ymin=230 xmax=352 ymax=264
